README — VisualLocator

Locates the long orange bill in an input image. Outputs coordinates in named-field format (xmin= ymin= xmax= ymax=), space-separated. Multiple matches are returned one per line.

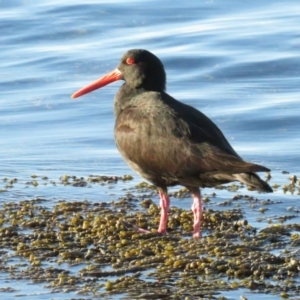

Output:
xmin=71 ymin=68 xmax=122 ymax=99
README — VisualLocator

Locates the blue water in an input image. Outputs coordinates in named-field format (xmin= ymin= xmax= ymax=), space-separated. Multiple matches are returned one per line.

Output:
xmin=1 ymin=0 xmax=300 ymax=299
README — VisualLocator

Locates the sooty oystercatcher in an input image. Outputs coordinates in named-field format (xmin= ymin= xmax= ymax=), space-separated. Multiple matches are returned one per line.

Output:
xmin=72 ymin=49 xmax=272 ymax=238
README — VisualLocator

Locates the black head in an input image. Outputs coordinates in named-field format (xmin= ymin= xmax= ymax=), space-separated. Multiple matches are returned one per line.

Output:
xmin=71 ymin=49 xmax=166 ymax=99
xmin=118 ymin=49 xmax=166 ymax=92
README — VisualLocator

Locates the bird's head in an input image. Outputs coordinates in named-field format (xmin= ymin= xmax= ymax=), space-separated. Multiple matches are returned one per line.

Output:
xmin=72 ymin=49 xmax=166 ymax=99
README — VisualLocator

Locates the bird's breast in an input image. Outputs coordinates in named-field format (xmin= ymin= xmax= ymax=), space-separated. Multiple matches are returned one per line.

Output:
xmin=114 ymin=104 xmax=185 ymax=185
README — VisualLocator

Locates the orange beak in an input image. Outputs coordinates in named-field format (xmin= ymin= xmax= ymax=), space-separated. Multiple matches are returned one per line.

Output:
xmin=71 ymin=68 xmax=122 ymax=99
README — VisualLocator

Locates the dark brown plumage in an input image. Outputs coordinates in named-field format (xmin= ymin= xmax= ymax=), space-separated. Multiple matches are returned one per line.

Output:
xmin=72 ymin=49 xmax=272 ymax=238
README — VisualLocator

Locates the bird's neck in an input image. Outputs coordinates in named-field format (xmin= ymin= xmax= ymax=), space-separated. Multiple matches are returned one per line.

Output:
xmin=113 ymin=84 xmax=147 ymax=118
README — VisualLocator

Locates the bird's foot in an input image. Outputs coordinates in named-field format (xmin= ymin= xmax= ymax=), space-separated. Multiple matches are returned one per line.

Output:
xmin=121 ymin=221 xmax=150 ymax=233
xmin=193 ymin=231 xmax=201 ymax=239
xmin=135 ymin=226 xmax=167 ymax=235
xmin=133 ymin=225 xmax=151 ymax=234
xmin=121 ymin=221 xmax=167 ymax=235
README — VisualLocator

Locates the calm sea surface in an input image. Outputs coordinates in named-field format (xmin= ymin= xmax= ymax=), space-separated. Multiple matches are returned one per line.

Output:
xmin=1 ymin=0 xmax=300 ymax=299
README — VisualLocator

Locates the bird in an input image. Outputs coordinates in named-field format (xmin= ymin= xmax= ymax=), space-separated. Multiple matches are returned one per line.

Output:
xmin=72 ymin=49 xmax=273 ymax=238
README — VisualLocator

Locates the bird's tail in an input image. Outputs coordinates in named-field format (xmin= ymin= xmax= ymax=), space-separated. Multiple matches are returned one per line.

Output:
xmin=235 ymin=172 xmax=273 ymax=193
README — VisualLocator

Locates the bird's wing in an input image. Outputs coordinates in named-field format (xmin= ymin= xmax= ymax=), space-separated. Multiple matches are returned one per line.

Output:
xmin=172 ymin=95 xmax=270 ymax=175
xmin=164 ymin=93 xmax=241 ymax=158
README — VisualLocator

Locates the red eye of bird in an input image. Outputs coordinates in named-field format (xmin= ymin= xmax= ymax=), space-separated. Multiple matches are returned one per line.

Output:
xmin=126 ymin=57 xmax=135 ymax=65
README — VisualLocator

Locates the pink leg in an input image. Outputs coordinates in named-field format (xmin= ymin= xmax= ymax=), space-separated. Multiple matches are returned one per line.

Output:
xmin=189 ymin=187 xmax=202 ymax=238
xmin=157 ymin=188 xmax=170 ymax=234
xmin=131 ymin=187 xmax=169 ymax=234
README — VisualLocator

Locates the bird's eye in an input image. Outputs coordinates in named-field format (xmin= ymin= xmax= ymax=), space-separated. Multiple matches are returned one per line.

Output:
xmin=126 ymin=57 xmax=135 ymax=65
